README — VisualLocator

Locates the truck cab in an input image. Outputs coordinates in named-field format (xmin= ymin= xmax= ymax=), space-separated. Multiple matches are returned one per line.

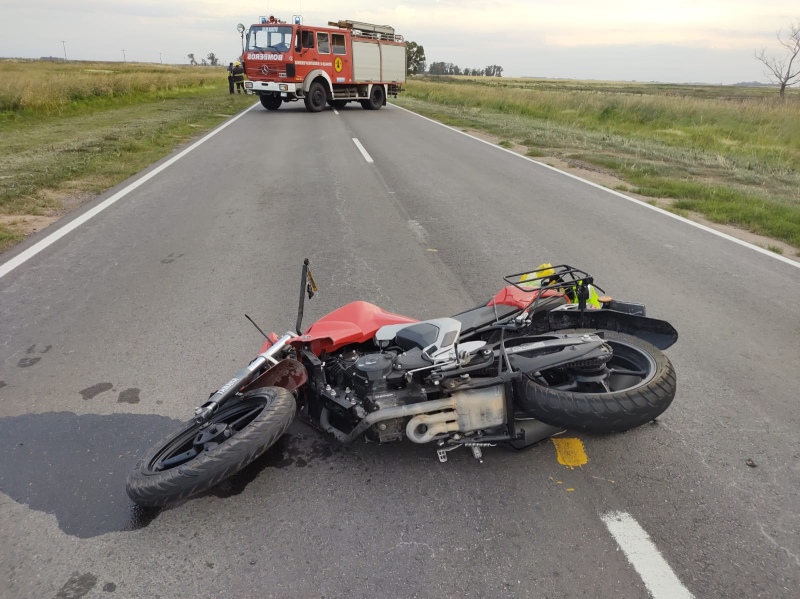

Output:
xmin=243 ymin=17 xmax=406 ymax=112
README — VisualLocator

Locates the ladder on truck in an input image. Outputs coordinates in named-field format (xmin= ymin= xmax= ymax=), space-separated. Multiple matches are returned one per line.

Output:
xmin=327 ymin=20 xmax=405 ymax=43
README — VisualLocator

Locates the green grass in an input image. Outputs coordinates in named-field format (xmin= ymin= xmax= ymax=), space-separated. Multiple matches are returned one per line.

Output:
xmin=395 ymin=78 xmax=800 ymax=249
xmin=0 ymin=59 xmax=254 ymax=251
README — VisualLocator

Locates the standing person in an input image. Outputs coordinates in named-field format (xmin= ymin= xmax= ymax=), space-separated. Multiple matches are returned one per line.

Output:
xmin=227 ymin=62 xmax=234 ymax=95
xmin=232 ymin=61 xmax=245 ymax=94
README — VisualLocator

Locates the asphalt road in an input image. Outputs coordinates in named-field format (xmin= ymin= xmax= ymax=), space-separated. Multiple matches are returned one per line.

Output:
xmin=1 ymin=99 xmax=798 ymax=599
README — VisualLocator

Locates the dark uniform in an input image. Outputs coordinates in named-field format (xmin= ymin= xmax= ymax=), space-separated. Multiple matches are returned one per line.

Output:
xmin=233 ymin=63 xmax=245 ymax=94
xmin=227 ymin=63 xmax=234 ymax=94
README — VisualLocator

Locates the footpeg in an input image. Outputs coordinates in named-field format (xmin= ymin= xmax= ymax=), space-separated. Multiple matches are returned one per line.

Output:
xmin=436 ymin=445 xmax=461 ymax=463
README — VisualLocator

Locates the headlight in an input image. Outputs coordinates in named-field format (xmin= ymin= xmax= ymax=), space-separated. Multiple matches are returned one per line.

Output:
xmin=245 ymin=81 xmax=253 ymax=88
xmin=279 ymin=84 xmax=288 ymax=91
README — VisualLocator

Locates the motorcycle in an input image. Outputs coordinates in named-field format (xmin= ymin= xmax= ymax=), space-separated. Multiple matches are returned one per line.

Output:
xmin=127 ymin=261 xmax=678 ymax=506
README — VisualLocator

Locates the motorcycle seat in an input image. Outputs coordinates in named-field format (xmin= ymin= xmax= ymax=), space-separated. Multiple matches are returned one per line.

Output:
xmin=452 ymin=296 xmax=568 ymax=334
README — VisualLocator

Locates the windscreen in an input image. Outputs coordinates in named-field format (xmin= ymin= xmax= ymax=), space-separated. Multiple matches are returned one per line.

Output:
xmin=246 ymin=26 xmax=293 ymax=53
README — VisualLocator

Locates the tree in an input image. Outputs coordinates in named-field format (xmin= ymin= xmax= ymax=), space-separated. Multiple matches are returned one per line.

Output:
xmin=755 ymin=19 xmax=800 ymax=97
xmin=406 ymin=41 xmax=426 ymax=75
xmin=485 ymin=65 xmax=504 ymax=77
xmin=206 ymin=53 xmax=220 ymax=67
xmin=187 ymin=53 xmax=197 ymax=66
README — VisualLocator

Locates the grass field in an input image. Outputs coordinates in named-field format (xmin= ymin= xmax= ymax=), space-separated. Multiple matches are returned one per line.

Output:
xmin=2 ymin=63 xmax=799 ymax=255
xmin=394 ymin=77 xmax=800 ymax=252
xmin=0 ymin=59 xmax=253 ymax=251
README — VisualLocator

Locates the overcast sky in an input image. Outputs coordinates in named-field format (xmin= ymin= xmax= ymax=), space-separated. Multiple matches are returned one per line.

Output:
xmin=1 ymin=1 xmax=798 ymax=83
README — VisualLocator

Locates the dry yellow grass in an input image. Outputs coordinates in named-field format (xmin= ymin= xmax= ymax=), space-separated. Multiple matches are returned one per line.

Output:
xmin=0 ymin=59 xmax=225 ymax=115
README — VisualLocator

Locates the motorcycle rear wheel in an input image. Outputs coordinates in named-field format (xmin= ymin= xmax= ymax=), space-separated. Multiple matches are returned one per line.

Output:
xmin=513 ymin=331 xmax=676 ymax=433
xmin=126 ymin=387 xmax=295 ymax=507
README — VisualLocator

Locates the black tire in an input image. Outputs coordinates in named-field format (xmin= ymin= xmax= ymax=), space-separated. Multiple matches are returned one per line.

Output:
xmin=259 ymin=94 xmax=282 ymax=110
xmin=304 ymin=81 xmax=327 ymax=112
xmin=126 ymin=387 xmax=295 ymax=507
xmin=328 ymin=100 xmax=347 ymax=108
xmin=362 ymin=85 xmax=384 ymax=110
xmin=513 ymin=331 xmax=676 ymax=434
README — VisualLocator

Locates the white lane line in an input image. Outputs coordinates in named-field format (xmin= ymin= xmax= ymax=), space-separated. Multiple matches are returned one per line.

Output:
xmin=352 ymin=138 xmax=374 ymax=163
xmin=391 ymin=103 xmax=799 ymax=269
xmin=601 ymin=512 xmax=694 ymax=599
xmin=333 ymin=108 xmax=340 ymax=115
xmin=0 ymin=102 xmax=261 ymax=281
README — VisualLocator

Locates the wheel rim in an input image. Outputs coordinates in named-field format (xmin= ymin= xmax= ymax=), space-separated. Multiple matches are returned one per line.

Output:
xmin=535 ymin=339 xmax=657 ymax=394
xmin=143 ymin=397 xmax=271 ymax=474
xmin=312 ymin=88 xmax=325 ymax=107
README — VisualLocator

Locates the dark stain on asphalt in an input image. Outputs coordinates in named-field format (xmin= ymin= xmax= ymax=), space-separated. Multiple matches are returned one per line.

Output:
xmin=55 ymin=571 xmax=97 ymax=598
xmin=117 ymin=388 xmax=141 ymax=404
xmin=0 ymin=381 xmax=6 ymax=389
xmin=206 ymin=431 xmax=339 ymax=499
xmin=0 ymin=411 xmax=178 ymax=538
xmin=0 ymin=416 xmax=340 ymax=536
xmin=161 ymin=253 xmax=184 ymax=264
xmin=18 ymin=343 xmax=52 ymax=368
xmin=102 ymin=582 xmax=117 ymax=592
xmin=79 ymin=382 xmax=114 ymax=400
xmin=208 ymin=434 xmax=297 ymax=498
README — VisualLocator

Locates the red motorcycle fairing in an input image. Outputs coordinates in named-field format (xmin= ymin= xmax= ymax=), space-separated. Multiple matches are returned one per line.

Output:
xmin=242 ymin=358 xmax=308 ymax=394
xmin=260 ymin=301 xmax=418 ymax=356
xmin=488 ymin=285 xmax=568 ymax=310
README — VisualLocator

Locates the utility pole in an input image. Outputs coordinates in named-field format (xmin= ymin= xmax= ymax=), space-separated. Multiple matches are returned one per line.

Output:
xmin=122 ymin=49 xmax=126 ymax=62
xmin=60 ymin=40 xmax=67 ymax=60
xmin=159 ymin=52 xmax=163 ymax=64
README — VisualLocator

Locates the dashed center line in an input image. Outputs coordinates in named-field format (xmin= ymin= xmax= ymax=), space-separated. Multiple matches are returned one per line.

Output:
xmin=352 ymin=138 xmax=374 ymax=163
xmin=332 ymin=108 xmax=339 ymax=115
xmin=602 ymin=511 xmax=694 ymax=599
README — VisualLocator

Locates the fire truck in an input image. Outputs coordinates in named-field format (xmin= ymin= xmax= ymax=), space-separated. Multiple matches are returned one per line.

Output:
xmin=241 ymin=16 xmax=406 ymax=112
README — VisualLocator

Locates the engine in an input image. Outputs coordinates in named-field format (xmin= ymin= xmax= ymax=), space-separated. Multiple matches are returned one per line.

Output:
xmin=323 ymin=349 xmax=427 ymax=442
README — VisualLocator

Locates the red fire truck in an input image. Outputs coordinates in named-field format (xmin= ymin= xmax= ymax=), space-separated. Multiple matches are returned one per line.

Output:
xmin=242 ymin=16 xmax=406 ymax=112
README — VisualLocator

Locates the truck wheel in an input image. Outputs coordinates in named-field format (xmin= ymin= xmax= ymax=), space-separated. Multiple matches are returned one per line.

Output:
xmin=362 ymin=85 xmax=385 ymax=110
xmin=259 ymin=94 xmax=282 ymax=110
xmin=304 ymin=82 xmax=327 ymax=112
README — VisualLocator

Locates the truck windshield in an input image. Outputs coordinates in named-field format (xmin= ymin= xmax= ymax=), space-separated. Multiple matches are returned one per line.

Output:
xmin=247 ymin=26 xmax=293 ymax=53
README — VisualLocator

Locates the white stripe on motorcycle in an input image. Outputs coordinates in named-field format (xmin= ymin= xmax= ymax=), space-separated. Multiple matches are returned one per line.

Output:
xmin=602 ymin=511 xmax=694 ymax=598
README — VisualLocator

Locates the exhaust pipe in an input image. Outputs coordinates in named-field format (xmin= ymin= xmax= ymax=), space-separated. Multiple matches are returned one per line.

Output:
xmin=406 ymin=411 xmax=460 ymax=443
xmin=405 ymin=386 xmax=507 ymax=444
xmin=319 ymin=385 xmax=509 ymax=446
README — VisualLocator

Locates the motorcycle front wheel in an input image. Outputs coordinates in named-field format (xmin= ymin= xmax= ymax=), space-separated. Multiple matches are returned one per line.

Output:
xmin=126 ymin=387 xmax=295 ymax=507
xmin=513 ymin=331 xmax=676 ymax=434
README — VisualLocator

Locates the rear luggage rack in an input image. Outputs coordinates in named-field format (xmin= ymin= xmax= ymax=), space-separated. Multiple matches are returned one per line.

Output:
xmin=504 ymin=265 xmax=600 ymax=313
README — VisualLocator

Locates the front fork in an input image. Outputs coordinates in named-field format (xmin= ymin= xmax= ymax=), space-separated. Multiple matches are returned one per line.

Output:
xmin=193 ymin=331 xmax=299 ymax=424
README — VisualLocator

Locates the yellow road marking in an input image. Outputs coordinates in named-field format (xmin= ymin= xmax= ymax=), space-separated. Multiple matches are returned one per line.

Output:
xmin=552 ymin=437 xmax=588 ymax=469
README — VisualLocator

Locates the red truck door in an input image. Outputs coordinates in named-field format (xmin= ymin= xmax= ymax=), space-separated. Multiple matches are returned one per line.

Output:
xmin=330 ymin=31 xmax=352 ymax=83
